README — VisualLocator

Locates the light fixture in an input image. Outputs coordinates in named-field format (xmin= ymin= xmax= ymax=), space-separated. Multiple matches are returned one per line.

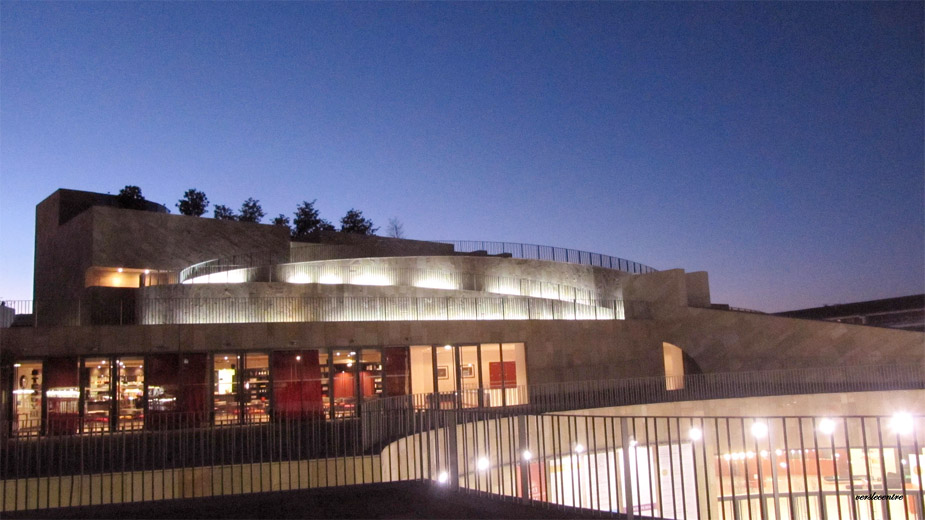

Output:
xmin=890 ymin=412 xmax=914 ymax=436
xmin=522 ymin=449 xmax=533 ymax=461
xmin=117 ymin=268 xmax=123 ymax=273
xmin=477 ymin=457 xmax=490 ymax=471
xmin=144 ymin=269 xmax=150 ymax=274
xmin=574 ymin=444 xmax=585 ymax=454
xmin=444 ymin=345 xmax=452 ymax=350
xmin=296 ymin=355 xmax=301 ymax=362
xmin=101 ymin=360 xmax=106 ymax=364
xmin=689 ymin=427 xmax=703 ymax=441
xmin=346 ymin=362 xmax=353 ymax=368
xmin=223 ymin=356 xmax=228 ymax=361
xmin=349 ymin=351 xmax=356 ymax=356
xmin=437 ymin=471 xmax=448 ymax=484
xmin=751 ymin=421 xmax=768 ymax=439
xmin=336 ymin=352 xmax=340 ymax=356
xmin=818 ymin=418 xmax=836 ymax=436
xmin=14 ymin=363 xmax=21 ymax=367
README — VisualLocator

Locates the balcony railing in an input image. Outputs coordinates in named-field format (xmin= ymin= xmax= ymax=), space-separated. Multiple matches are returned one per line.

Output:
xmin=435 ymin=240 xmax=658 ymax=274
xmin=1 ymin=297 xmax=652 ymax=327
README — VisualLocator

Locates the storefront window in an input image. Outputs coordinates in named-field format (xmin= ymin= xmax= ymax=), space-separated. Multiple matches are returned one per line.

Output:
xmin=409 ymin=345 xmax=433 ymax=408
xmin=243 ymin=353 xmax=269 ymax=423
xmin=435 ymin=344 xmax=457 ymax=409
xmin=82 ymin=357 xmax=112 ymax=433
xmin=271 ymin=350 xmax=324 ymax=420
xmin=116 ymin=357 xmax=144 ymax=431
xmin=45 ymin=357 xmax=79 ymax=435
xmin=360 ymin=349 xmax=383 ymax=402
xmin=13 ymin=361 xmax=42 ymax=436
xmin=383 ymin=347 xmax=410 ymax=397
xmin=332 ymin=350 xmax=356 ymax=418
xmin=501 ymin=342 xmax=527 ymax=405
xmin=214 ymin=353 xmax=240 ymax=425
xmin=458 ymin=345 xmax=481 ymax=408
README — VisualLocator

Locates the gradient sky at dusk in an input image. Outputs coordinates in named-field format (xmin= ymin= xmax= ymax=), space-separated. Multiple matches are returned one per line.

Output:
xmin=1 ymin=2 xmax=922 ymax=312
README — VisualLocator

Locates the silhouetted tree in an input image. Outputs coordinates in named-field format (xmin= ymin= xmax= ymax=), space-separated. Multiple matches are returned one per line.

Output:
xmin=238 ymin=198 xmax=265 ymax=223
xmin=213 ymin=204 xmax=237 ymax=220
xmin=340 ymin=209 xmax=378 ymax=235
xmin=293 ymin=200 xmax=334 ymax=238
xmin=176 ymin=189 xmax=209 ymax=216
xmin=272 ymin=213 xmax=292 ymax=233
xmin=116 ymin=185 xmax=146 ymax=210
xmin=385 ymin=217 xmax=405 ymax=238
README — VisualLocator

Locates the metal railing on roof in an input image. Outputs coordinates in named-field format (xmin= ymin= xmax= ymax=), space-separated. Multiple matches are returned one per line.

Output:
xmin=434 ymin=240 xmax=657 ymax=274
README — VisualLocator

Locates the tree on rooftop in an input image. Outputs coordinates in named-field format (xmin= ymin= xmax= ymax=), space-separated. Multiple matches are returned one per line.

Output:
xmin=292 ymin=200 xmax=334 ymax=238
xmin=340 ymin=209 xmax=378 ymax=235
xmin=238 ymin=198 xmax=265 ymax=223
xmin=385 ymin=217 xmax=405 ymax=238
xmin=272 ymin=213 xmax=292 ymax=233
xmin=116 ymin=185 xmax=146 ymax=210
xmin=213 ymin=204 xmax=237 ymax=220
xmin=176 ymin=189 xmax=209 ymax=216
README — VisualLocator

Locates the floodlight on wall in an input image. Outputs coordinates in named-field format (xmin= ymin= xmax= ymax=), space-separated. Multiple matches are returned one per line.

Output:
xmin=437 ymin=471 xmax=448 ymax=484
xmin=818 ymin=418 xmax=836 ymax=436
xmin=751 ymin=421 xmax=768 ymax=439
xmin=477 ymin=457 xmax=490 ymax=471
xmin=287 ymin=273 xmax=312 ymax=284
xmin=319 ymin=274 xmax=342 ymax=284
xmin=689 ymin=427 xmax=703 ymax=441
xmin=522 ymin=450 xmax=533 ymax=461
xmin=891 ymin=412 xmax=914 ymax=436
xmin=574 ymin=444 xmax=585 ymax=454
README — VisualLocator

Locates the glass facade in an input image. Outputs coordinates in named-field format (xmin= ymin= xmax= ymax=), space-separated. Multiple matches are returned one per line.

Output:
xmin=82 ymin=357 xmax=112 ymax=432
xmin=5 ymin=342 xmax=526 ymax=435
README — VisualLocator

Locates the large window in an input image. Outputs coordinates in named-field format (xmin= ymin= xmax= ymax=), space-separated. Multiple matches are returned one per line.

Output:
xmin=214 ymin=353 xmax=240 ymax=425
xmin=271 ymin=350 xmax=324 ymax=420
xmin=243 ymin=353 xmax=269 ymax=423
xmin=116 ymin=357 xmax=144 ymax=431
xmin=332 ymin=350 xmax=356 ymax=418
xmin=45 ymin=357 xmax=79 ymax=435
xmin=13 ymin=361 xmax=42 ymax=436
xmin=82 ymin=357 xmax=112 ymax=433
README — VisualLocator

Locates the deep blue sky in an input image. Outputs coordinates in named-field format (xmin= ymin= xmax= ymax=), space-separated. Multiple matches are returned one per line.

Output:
xmin=1 ymin=2 xmax=922 ymax=312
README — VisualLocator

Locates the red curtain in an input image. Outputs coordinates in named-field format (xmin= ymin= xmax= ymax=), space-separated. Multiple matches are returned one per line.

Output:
xmin=44 ymin=357 xmax=79 ymax=435
xmin=271 ymin=350 xmax=323 ymax=419
xmin=384 ymin=347 xmax=409 ymax=396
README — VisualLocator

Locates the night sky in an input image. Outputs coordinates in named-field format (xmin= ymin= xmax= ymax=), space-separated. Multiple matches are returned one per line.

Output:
xmin=1 ymin=2 xmax=922 ymax=312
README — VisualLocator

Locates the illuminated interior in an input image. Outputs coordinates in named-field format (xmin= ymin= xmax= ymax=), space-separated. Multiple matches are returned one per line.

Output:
xmin=662 ymin=342 xmax=684 ymax=390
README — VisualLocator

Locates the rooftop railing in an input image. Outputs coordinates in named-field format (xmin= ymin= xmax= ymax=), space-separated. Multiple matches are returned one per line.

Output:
xmin=435 ymin=240 xmax=658 ymax=274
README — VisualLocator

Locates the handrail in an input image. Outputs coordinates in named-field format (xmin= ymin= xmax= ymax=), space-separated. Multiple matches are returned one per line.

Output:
xmin=434 ymin=240 xmax=658 ymax=274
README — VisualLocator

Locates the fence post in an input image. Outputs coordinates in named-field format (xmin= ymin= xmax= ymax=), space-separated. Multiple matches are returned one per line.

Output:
xmin=620 ymin=417 xmax=635 ymax=519
xmin=445 ymin=411 xmax=459 ymax=488
xmin=517 ymin=414 xmax=530 ymax=501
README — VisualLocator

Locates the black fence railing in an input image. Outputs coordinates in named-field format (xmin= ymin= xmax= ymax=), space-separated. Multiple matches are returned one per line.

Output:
xmin=1 ymin=364 xmax=922 ymax=513
xmin=434 ymin=240 xmax=657 ymax=274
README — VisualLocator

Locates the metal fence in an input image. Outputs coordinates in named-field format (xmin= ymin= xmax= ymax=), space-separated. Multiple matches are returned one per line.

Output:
xmin=1 ymin=297 xmax=645 ymax=327
xmin=435 ymin=240 xmax=658 ymax=274
xmin=2 ymin=365 xmax=923 ymax=514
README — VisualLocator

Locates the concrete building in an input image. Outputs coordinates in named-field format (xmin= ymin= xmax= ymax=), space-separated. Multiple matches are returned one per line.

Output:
xmin=1 ymin=188 xmax=923 ymax=434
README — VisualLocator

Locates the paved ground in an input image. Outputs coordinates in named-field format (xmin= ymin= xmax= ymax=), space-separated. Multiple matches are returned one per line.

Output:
xmin=6 ymin=481 xmax=616 ymax=519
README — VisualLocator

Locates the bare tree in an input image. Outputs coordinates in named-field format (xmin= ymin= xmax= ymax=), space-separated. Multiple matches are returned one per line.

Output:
xmin=385 ymin=217 xmax=405 ymax=238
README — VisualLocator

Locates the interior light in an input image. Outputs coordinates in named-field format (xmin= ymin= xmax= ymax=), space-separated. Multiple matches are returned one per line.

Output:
xmin=223 ymin=356 xmax=228 ymax=361
xmin=444 ymin=345 xmax=452 ymax=350
xmin=477 ymin=457 xmax=490 ymax=471
xmin=295 ymin=355 xmax=301 ymax=361
xmin=818 ymin=418 xmax=836 ymax=436
xmin=101 ymin=360 xmax=106 ymax=364
xmin=13 ymin=363 xmax=21 ymax=367
xmin=522 ymin=449 xmax=533 ymax=461
xmin=575 ymin=444 xmax=585 ymax=454
xmin=349 ymin=351 xmax=356 ymax=356
xmin=144 ymin=269 xmax=150 ymax=274
xmin=689 ymin=427 xmax=703 ymax=441
xmin=751 ymin=421 xmax=768 ymax=439
xmin=891 ymin=412 xmax=914 ymax=436
xmin=117 ymin=268 xmax=123 ymax=273
xmin=336 ymin=352 xmax=340 ymax=356
xmin=346 ymin=362 xmax=353 ymax=367
xmin=437 ymin=471 xmax=448 ymax=484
